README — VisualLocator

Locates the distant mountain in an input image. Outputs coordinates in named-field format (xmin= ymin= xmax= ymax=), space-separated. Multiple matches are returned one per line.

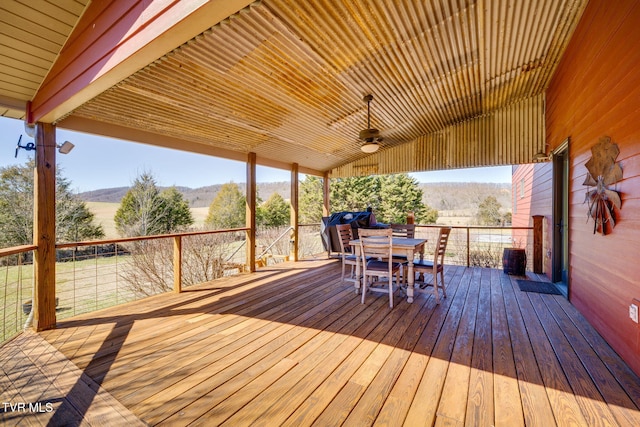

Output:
xmin=77 ymin=182 xmax=292 ymax=208
xmin=419 ymin=182 xmax=512 ymax=213
xmin=77 ymin=187 xmax=131 ymax=203
xmin=78 ymin=181 xmax=512 ymax=213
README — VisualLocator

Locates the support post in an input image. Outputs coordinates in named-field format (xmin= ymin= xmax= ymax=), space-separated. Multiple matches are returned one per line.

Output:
xmin=33 ymin=122 xmax=57 ymax=331
xmin=290 ymin=163 xmax=299 ymax=261
xmin=533 ymin=215 xmax=544 ymax=273
xmin=322 ymin=171 xmax=330 ymax=217
xmin=246 ymin=152 xmax=257 ymax=272
xmin=173 ymin=236 xmax=182 ymax=292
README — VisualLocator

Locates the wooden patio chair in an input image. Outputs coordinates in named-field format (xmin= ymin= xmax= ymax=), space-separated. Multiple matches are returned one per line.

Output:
xmin=335 ymin=223 xmax=358 ymax=285
xmin=359 ymin=228 xmax=404 ymax=308
xmin=390 ymin=223 xmax=416 ymax=238
xmin=413 ymin=226 xmax=452 ymax=304
xmin=389 ymin=223 xmax=417 ymax=271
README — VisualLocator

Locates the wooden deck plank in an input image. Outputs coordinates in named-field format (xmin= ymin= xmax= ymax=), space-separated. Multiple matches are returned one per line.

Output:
xmin=289 ymin=298 xmax=411 ymax=427
xmin=155 ymin=287 xmax=373 ymax=425
xmin=64 ymin=265 xmax=337 ymax=372
xmin=510 ymin=277 xmax=590 ymax=426
xmin=1 ymin=331 xmax=142 ymax=426
xmin=0 ymin=346 xmax=50 ymax=427
xmin=219 ymin=289 xmax=410 ymax=426
xmin=542 ymin=295 xmax=640 ymax=425
xmin=492 ymin=272 xmax=525 ymax=427
xmin=403 ymin=265 xmax=474 ymax=426
xmin=101 ymin=270 xmax=346 ymax=392
xmin=218 ymin=305 xmax=393 ymax=427
xmin=373 ymin=266 xmax=466 ymax=426
xmin=277 ymin=276 xmax=451 ymax=427
xmin=464 ymin=268 xmax=495 ymax=426
xmin=23 ymin=331 xmax=144 ymax=426
xmin=553 ymin=296 xmax=640 ymax=407
xmin=1 ymin=260 xmax=638 ymax=426
xmin=500 ymin=274 xmax=558 ymax=427
xmin=434 ymin=267 xmax=481 ymax=426
xmin=338 ymin=296 xmax=434 ymax=426
xmin=135 ymin=280 xmax=355 ymax=422
xmin=528 ymin=292 xmax=622 ymax=426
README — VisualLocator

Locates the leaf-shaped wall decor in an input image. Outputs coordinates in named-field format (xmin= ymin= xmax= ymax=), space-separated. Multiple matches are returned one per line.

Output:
xmin=583 ymin=136 xmax=622 ymax=235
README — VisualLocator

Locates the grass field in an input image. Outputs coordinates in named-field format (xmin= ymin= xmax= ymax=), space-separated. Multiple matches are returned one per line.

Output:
xmin=86 ymin=202 xmax=209 ymax=238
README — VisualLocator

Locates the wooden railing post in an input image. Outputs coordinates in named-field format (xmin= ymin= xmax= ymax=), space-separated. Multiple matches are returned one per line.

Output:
xmin=173 ymin=236 xmax=182 ymax=293
xmin=466 ymin=228 xmax=471 ymax=267
xmin=532 ymin=215 xmax=544 ymax=273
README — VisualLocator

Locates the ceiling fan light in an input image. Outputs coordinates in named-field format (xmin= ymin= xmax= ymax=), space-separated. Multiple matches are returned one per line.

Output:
xmin=361 ymin=142 xmax=379 ymax=153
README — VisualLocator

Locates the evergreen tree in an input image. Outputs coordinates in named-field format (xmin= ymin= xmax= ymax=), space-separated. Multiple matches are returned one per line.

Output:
xmin=0 ymin=160 xmax=104 ymax=247
xmin=159 ymin=187 xmax=194 ymax=232
xmin=298 ymin=176 xmax=324 ymax=223
xmin=330 ymin=176 xmax=381 ymax=213
xmin=329 ymin=174 xmax=438 ymax=224
xmin=205 ymin=182 xmax=246 ymax=229
xmin=114 ymin=172 xmax=193 ymax=236
xmin=378 ymin=174 xmax=438 ymax=224
xmin=259 ymin=192 xmax=290 ymax=228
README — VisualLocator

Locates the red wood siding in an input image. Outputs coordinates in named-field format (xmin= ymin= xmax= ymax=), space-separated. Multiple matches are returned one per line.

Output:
xmin=545 ymin=0 xmax=640 ymax=375
xmin=512 ymin=163 xmax=553 ymax=273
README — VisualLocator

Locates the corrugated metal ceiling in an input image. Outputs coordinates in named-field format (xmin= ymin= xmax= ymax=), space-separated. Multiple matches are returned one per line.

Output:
xmin=6 ymin=0 xmax=588 ymax=175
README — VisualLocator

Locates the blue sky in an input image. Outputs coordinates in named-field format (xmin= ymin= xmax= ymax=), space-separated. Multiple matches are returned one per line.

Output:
xmin=1 ymin=116 xmax=511 ymax=192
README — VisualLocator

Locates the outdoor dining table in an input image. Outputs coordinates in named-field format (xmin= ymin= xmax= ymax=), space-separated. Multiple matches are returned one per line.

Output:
xmin=349 ymin=237 xmax=427 ymax=303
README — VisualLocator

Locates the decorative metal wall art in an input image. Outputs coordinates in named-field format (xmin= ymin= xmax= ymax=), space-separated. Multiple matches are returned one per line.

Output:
xmin=583 ymin=136 xmax=622 ymax=235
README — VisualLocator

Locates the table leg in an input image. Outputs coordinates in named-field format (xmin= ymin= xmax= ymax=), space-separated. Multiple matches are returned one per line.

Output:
xmin=354 ymin=254 xmax=361 ymax=294
xmin=417 ymin=246 xmax=425 ymax=282
xmin=406 ymin=250 xmax=415 ymax=303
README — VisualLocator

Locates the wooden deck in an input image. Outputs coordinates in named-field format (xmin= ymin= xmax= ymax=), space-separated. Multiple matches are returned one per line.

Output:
xmin=2 ymin=258 xmax=639 ymax=426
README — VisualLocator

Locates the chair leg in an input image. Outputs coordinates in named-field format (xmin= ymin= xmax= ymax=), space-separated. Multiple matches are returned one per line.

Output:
xmin=341 ymin=261 xmax=346 ymax=283
xmin=433 ymin=271 xmax=440 ymax=304
xmin=439 ymin=269 xmax=446 ymax=298
xmin=361 ymin=276 xmax=368 ymax=304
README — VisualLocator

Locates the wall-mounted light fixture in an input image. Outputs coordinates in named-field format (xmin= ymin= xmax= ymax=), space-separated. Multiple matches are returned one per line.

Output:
xmin=58 ymin=141 xmax=74 ymax=154
xmin=532 ymin=151 xmax=551 ymax=162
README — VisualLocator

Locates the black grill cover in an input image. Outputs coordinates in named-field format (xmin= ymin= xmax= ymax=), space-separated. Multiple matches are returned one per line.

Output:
xmin=321 ymin=211 xmax=373 ymax=253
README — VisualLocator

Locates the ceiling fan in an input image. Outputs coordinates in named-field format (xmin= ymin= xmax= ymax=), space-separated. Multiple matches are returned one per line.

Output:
xmin=359 ymin=94 xmax=383 ymax=153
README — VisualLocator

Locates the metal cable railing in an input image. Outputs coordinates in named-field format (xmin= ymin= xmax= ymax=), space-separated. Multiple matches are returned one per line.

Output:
xmin=3 ymin=223 xmax=527 ymax=345
xmin=0 ymin=245 xmax=36 ymax=342
xmin=414 ymin=224 xmax=535 ymax=270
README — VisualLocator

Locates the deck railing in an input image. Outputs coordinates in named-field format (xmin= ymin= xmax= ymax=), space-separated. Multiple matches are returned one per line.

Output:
xmin=1 ymin=229 xmax=248 ymax=344
xmin=414 ymin=224 xmax=536 ymax=270
xmin=0 ymin=224 xmax=326 ymax=345
xmin=1 ymin=222 xmax=536 ymax=345
xmin=0 ymin=245 xmax=37 ymax=343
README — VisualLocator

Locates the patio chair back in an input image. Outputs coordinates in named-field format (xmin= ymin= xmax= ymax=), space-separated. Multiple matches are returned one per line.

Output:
xmin=359 ymin=228 xmax=403 ymax=308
